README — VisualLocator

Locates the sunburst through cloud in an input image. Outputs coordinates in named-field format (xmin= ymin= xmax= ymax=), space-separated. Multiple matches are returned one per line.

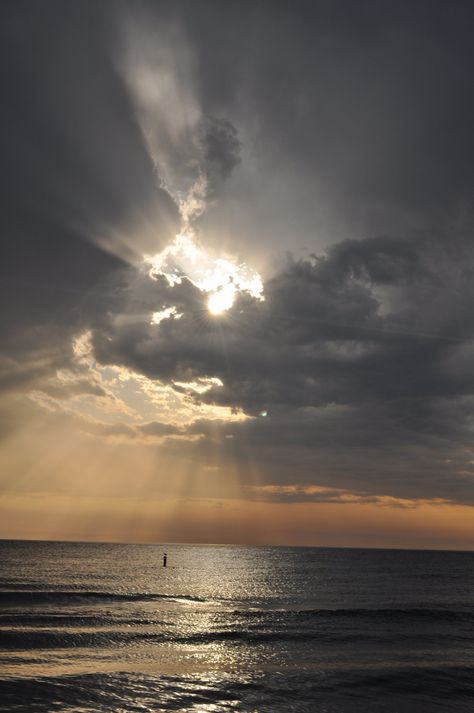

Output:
xmin=145 ymin=233 xmax=264 ymax=319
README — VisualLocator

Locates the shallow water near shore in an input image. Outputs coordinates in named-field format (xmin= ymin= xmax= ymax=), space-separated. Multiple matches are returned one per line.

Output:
xmin=0 ymin=540 xmax=473 ymax=711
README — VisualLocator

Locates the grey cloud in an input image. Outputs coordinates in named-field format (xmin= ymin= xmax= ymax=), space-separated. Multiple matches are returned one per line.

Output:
xmin=85 ymin=230 xmax=474 ymax=504
xmin=243 ymin=486 xmax=446 ymax=507
xmin=178 ymin=408 xmax=474 ymax=506
xmin=322 ymin=236 xmax=436 ymax=287
xmin=0 ymin=0 xmax=179 ymax=384
xmin=139 ymin=421 xmax=184 ymax=438
xmin=178 ymin=0 xmax=474 ymax=257
xmin=0 ymin=330 xmax=75 ymax=394
xmin=91 ymin=232 xmax=474 ymax=412
xmin=197 ymin=117 xmax=242 ymax=199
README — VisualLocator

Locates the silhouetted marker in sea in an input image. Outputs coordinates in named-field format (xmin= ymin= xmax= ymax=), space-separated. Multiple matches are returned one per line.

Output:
xmin=163 ymin=552 xmax=167 ymax=567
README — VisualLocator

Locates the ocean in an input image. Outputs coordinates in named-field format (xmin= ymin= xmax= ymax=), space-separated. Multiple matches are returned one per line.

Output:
xmin=0 ymin=541 xmax=473 ymax=712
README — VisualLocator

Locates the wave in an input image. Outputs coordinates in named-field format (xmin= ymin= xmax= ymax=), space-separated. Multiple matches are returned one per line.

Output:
xmin=1 ymin=666 xmax=473 ymax=712
xmin=0 ymin=614 xmax=149 ymax=626
xmin=0 ymin=627 xmax=404 ymax=650
xmin=0 ymin=626 xmax=326 ymax=650
xmin=0 ymin=590 xmax=206 ymax=605
xmin=2 ymin=591 xmax=471 ymax=624
xmin=2 ymin=623 xmax=471 ymax=651
xmin=233 ymin=607 xmax=474 ymax=622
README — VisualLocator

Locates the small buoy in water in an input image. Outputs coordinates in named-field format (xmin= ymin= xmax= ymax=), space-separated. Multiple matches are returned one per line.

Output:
xmin=163 ymin=552 xmax=167 ymax=567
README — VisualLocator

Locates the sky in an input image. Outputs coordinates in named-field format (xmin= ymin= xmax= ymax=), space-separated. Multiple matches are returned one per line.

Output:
xmin=1 ymin=0 xmax=474 ymax=549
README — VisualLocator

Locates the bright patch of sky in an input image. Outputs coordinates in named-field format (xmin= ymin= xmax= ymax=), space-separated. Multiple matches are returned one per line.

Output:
xmin=150 ymin=306 xmax=183 ymax=325
xmin=28 ymin=332 xmax=247 ymax=439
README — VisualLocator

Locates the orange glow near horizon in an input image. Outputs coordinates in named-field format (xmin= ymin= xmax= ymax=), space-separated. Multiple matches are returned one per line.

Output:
xmin=0 ymin=388 xmax=473 ymax=551
xmin=1 ymin=491 xmax=473 ymax=551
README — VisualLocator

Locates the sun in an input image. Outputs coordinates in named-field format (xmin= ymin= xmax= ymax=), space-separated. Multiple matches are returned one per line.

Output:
xmin=145 ymin=233 xmax=264 ymax=319
xmin=207 ymin=283 xmax=236 ymax=315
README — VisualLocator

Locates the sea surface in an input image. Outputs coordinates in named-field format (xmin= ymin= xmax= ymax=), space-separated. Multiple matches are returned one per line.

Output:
xmin=0 ymin=541 xmax=473 ymax=712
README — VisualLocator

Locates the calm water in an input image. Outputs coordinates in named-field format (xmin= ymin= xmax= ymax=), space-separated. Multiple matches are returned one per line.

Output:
xmin=0 ymin=541 xmax=473 ymax=712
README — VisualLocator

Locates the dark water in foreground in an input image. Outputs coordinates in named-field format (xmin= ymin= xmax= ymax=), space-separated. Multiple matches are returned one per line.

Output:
xmin=0 ymin=541 xmax=473 ymax=712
